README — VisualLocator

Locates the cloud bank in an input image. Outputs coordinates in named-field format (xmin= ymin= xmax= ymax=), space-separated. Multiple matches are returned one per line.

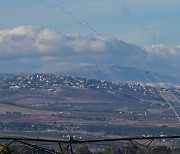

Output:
xmin=145 ymin=44 xmax=180 ymax=57
xmin=0 ymin=25 xmax=108 ymax=58
xmin=144 ymin=45 xmax=180 ymax=77
xmin=0 ymin=26 xmax=179 ymax=77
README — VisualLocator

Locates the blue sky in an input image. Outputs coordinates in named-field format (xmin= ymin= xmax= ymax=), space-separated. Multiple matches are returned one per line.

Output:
xmin=0 ymin=0 xmax=180 ymax=77
xmin=0 ymin=0 xmax=180 ymax=46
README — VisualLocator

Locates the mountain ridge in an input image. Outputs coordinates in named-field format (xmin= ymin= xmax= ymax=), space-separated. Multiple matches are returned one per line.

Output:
xmin=60 ymin=65 xmax=180 ymax=84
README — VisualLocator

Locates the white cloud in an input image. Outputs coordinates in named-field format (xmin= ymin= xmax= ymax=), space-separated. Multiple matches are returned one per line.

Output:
xmin=144 ymin=44 xmax=180 ymax=77
xmin=145 ymin=44 xmax=180 ymax=57
xmin=0 ymin=25 xmax=108 ymax=58
xmin=0 ymin=26 xmax=147 ymax=65
xmin=0 ymin=25 xmax=179 ymax=78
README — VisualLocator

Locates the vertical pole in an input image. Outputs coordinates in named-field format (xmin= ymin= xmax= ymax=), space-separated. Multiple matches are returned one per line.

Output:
xmin=124 ymin=142 xmax=127 ymax=154
xmin=70 ymin=143 xmax=73 ymax=154
xmin=68 ymin=136 xmax=74 ymax=154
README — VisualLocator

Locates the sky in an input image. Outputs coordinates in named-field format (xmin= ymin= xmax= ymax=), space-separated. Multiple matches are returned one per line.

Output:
xmin=0 ymin=0 xmax=180 ymax=77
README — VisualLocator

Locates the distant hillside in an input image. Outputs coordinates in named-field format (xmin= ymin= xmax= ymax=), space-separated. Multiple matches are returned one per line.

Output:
xmin=0 ymin=73 xmax=31 ymax=79
xmin=61 ymin=65 xmax=180 ymax=84
xmin=0 ymin=74 xmax=180 ymax=128
xmin=0 ymin=74 xmax=179 ymax=105
xmin=0 ymin=73 xmax=17 ymax=79
xmin=0 ymin=74 xmax=163 ymax=106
